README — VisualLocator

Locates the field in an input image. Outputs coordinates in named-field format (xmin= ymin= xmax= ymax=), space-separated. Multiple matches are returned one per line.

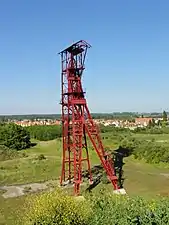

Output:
xmin=1 ymin=133 xmax=169 ymax=224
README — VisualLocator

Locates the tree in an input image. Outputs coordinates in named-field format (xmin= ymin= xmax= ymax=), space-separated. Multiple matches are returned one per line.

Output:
xmin=151 ymin=118 xmax=156 ymax=127
xmin=162 ymin=110 xmax=167 ymax=121
xmin=0 ymin=123 xmax=31 ymax=150
xmin=0 ymin=116 xmax=8 ymax=123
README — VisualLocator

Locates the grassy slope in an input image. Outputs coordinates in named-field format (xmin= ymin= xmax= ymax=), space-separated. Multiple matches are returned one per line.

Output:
xmin=1 ymin=134 xmax=169 ymax=224
xmin=124 ymin=157 xmax=169 ymax=198
xmin=132 ymin=133 xmax=169 ymax=141
xmin=0 ymin=140 xmax=62 ymax=185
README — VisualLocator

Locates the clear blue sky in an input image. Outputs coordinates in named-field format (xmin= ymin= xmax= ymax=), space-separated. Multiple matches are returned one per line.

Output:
xmin=0 ymin=0 xmax=169 ymax=115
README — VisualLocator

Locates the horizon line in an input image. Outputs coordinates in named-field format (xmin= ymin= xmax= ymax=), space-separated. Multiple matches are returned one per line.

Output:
xmin=0 ymin=111 xmax=165 ymax=116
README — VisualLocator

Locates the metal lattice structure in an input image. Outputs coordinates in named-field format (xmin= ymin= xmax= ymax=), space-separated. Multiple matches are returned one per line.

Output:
xmin=59 ymin=40 xmax=119 ymax=195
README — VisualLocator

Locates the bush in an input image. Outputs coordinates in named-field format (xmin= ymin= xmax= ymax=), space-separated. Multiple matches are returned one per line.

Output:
xmin=21 ymin=189 xmax=91 ymax=225
xmin=87 ymin=189 xmax=169 ymax=225
xmin=132 ymin=140 xmax=169 ymax=164
xmin=0 ymin=145 xmax=19 ymax=161
xmin=26 ymin=125 xmax=62 ymax=141
xmin=37 ymin=154 xmax=46 ymax=160
xmin=21 ymin=190 xmax=169 ymax=225
xmin=0 ymin=123 xmax=31 ymax=150
xmin=119 ymin=136 xmax=169 ymax=164
xmin=100 ymin=125 xmax=131 ymax=134
xmin=19 ymin=188 xmax=169 ymax=225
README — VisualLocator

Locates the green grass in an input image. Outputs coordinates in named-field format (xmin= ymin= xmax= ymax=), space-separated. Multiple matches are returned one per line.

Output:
xmin=124 ymin=157 xmax=169 ymax=198
xmin=1 ymin=133 xmax=169 ymax=224
xmin=0 ymin=194 xmax=26 ymax=225
xmin=0 ymin=139 xmax=62 ymax=183
xmin=1 ymin=134 xmax=169 ymax=188
xmin=133 ymin=133 xmax=169 ymax=142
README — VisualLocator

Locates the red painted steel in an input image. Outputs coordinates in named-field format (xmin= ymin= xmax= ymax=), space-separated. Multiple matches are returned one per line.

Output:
xmin=59 ymin=40 xmax=119 ymax=195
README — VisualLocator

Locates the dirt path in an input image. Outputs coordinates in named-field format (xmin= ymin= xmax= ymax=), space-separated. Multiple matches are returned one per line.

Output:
xmin=1 ymin=169 xmax=169 ymax=199
xmin=1 ymin=157 xmax=169 ymax=200
xmin=0 ymin=180 xmax=59 ymax=198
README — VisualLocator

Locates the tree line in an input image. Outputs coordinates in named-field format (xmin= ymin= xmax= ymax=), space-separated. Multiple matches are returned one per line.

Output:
xmin=1 ymin=120 xmax=169 ymax=155
xmin=1 ymin=110 xmax=167 ymax=122
xmin=0 ymin=123 xmax=62 ymax=150
xmin=26 ymin=125 xmax=62 ymax=141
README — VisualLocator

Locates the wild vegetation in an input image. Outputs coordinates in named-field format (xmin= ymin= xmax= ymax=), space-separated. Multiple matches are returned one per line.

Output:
xmin=0 ymin=123 xmax=31 ymax=150
xmin=20 ymin=188 xmax=91 ymax=225
xmin=26 ymin=125 xmax=62 ymax=141
xmin=99 ymin=124 xmax=169 ymax=165
xmin=0 ymin=123 xmax=62 ymax=149
xmin=18 ymin=187 xmax=169 ymax=225
xmin=1 ymin=123 xmax=169 ymax=224
xmin=119 ymin=136 xmax=169 ymax=164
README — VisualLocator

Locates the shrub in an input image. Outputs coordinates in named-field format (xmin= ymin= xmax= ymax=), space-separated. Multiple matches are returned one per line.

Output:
xmin=0 ymin=145 xmax=29 ymax=161
xmin=132 ymin=140 xmax=169 ymax=164
xmin=119 ymin=136 xmax=169 ymax=164
xmin=0 ymin=123 xmax=31 ymax=150
xmin=19 ymin=187 xmax=169 ymax=225
xmin=21 ymin=189 xmax=91 ymax=225
xmin=0 ymin=145 xmax=19 ymax=161
xmin=37 ymin=154 xmax=46 ymax=160
xmin=87 ymin=189 xmax=169 ymax=225
xmin=22 ymin=152 xmax=28 ymax=158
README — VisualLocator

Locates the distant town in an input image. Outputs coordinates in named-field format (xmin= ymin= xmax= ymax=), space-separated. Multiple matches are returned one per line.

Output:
xmin=0 ymin=112 xmax=168 ymax=130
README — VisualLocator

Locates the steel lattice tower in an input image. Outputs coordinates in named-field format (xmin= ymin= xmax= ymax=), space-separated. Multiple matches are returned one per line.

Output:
xmin=59 ymin=40 xmax=119 ymax=195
